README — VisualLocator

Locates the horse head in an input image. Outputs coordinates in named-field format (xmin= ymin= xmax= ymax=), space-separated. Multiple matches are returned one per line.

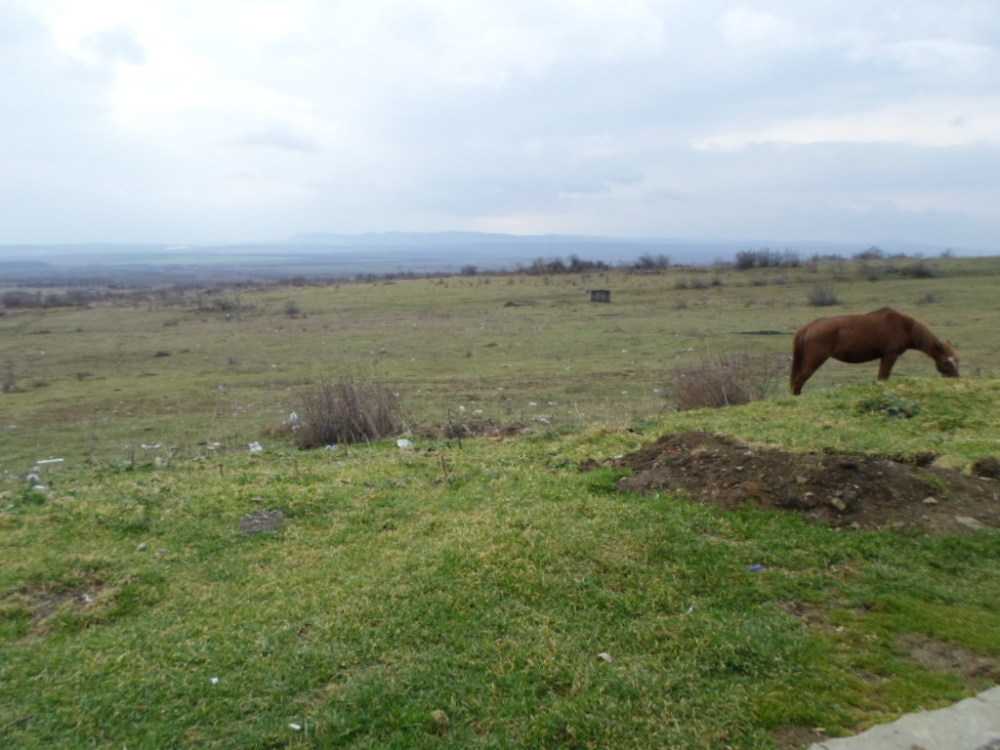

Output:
xmin=935 ymin=341 xmax=960 ymax=378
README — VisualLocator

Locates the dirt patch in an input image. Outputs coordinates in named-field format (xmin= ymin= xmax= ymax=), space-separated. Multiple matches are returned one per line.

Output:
xmin=899 ymin=634 xmax=1000 ymax=684
xmin=973 ymin=457 xmax=1000 ymax=479
xmin=31 ymin=588 xmax=98 ymax=622
xmin=771 ymin=725 xmax=830 ymax=750
xmin=418 ymin=419 xmax=529 ymax=440
xmin=778 ymin=601 xmax=833 ymax=630
xmin=4 ymin=580 xmax=106 ymax=631
xmin=609 ymin=431 xmax=1000 ymax=533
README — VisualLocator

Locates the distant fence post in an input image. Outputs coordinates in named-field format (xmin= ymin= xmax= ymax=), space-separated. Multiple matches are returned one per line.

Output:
xmin=590 ymin=289 xmax=611 ymax=303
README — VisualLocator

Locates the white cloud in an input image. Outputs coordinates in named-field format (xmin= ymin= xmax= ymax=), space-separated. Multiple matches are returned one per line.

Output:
xmin=693 ymin=98 xmax=1000 ymax=150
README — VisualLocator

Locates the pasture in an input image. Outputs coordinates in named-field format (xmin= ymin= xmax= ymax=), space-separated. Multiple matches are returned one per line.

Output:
xmin=2 ymin=255 xmax=999 ymax=472
xmin=2 ymin=255 xmax=1000 ymax=748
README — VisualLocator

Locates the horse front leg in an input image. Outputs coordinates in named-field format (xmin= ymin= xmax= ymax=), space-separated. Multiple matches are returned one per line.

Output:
xmin=792 ymin=353 xmax=828 ymax=395
xmin=878 ymin=352 xmax=899 ymax=380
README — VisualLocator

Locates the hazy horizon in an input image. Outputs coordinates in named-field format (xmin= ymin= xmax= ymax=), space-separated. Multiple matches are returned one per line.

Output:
xmin=4 ymin=1 xmax=1000 ymax=247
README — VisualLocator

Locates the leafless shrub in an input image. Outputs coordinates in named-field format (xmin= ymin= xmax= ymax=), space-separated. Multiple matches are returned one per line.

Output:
xmin=294 ymin=379 xmax=403 ymax=448
xmin=899 ymin=261 xmax=937 ymax=278
xmin=859 ymin=264 xmax=882 ymax=282
xmin=670 ymin=351 xmax=786 ymax=410
xmin=916 ymin=291 xmax=941 ymax=305
xmin=632 ymin=253 xmax=671 ymax=272
xmin=734 ymin=249 xmax=800 ymax=270
xmin=854 ymin=246 xmax=884 ymax=261
xmin=284 ymin=300 xmax=302 ymax=318
xmin=807 ymin=284 xmax=840 ymax=306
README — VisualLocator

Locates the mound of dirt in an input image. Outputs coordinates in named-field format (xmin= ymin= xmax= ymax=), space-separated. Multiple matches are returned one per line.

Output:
xmin=610 ymin=432 xmax=1000 ymax=533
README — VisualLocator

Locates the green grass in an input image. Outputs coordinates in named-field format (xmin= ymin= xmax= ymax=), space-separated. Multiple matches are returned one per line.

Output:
xmin=2 ymin=258 xmax=1000 ymax=747
xmin=3 ymin=256 xmax=1000 ymax=472
xmin=2 ymin=378 xmax=1000 ymax=748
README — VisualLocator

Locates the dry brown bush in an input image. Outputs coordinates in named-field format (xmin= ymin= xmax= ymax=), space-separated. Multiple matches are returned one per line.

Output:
xmin=670 ymin=351 xmax=787 ymax=410
xmin=294 ymin=379 xmax=403 ymax=448
xmin=807 ymin=284 xmax=840 ymax=306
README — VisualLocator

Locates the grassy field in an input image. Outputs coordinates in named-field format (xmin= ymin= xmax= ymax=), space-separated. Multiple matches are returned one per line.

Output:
xmin=2 ymin=256 xmax=1000 ymax=748
xmin=2 ymin=255 xmax=1000 ymax=473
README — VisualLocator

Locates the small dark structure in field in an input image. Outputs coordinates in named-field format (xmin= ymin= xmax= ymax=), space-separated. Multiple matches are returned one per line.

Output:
xmin=589 ymin=289 xmax=611 ymax=303
xmin=791 ymin=307 xmax=959 ymax=395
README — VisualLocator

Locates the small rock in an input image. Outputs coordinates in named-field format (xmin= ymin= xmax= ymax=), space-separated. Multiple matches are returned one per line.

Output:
xmin=955 ymin=515 xmax=987 ymax=531
xmin=240 ymin=510 xmax=285 ymax=535
xmin=597 ymin=652 xmax=613 ymax=663
xmin=829 ymin=497 xmax=848 ymax=512
xmin=795 ymin=475 xmax=809 ymax=485
xmin=922 ymin=496 xmax=938 ymax=505
xmin=136 ymin=542 xmax=148 ymax=552
xmin=396 ymin=438 xmax=413 ymax=449
xmin=247 ymin=441 xmax=264 ymax=454
xmin=430 ymin=709 xmax=449 ymax=733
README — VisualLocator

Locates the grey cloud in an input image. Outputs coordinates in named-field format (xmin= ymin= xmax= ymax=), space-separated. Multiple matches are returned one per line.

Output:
xmin=2 ymin=0 xmax=1000 ymax=247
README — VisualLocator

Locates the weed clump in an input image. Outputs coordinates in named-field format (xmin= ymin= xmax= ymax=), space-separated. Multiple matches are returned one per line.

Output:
xmin=669 ymin=351 xmax=786 ymax=410
xmin=807 ymin=284 xmax=840 ymax=307
xmin=857 ymin=392 xmax=920 ymax=419
xmin=294 ymin=379 xmax=403 ymax=448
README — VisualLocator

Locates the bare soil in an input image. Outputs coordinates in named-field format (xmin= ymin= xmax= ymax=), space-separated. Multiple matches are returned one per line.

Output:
xmin=609 ymin=431 xmax=1000 ymax=533
xmin=899 ymin=634 xmax=1000 ymax=684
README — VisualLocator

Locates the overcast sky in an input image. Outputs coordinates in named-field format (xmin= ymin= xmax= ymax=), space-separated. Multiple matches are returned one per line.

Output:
xmin=3 ymin=0 xmax=999 ymax=248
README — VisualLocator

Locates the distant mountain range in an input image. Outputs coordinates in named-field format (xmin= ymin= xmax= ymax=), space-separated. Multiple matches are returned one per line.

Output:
xmin=0 ymin=231 xmax=982 ymax=285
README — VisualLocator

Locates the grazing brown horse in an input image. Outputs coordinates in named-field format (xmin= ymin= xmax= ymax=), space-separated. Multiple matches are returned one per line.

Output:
xmin=791 ymin=307 xmax=959 ymax=395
